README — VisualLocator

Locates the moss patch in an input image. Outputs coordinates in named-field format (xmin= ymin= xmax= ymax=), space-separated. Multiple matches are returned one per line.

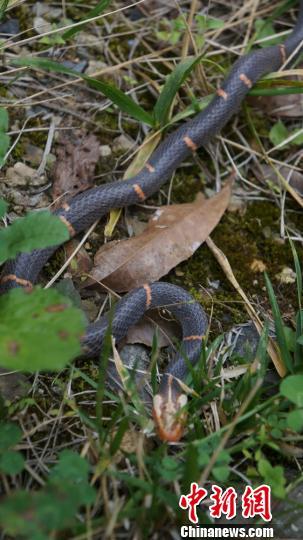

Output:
xmin=171 ymin=200 xmax=302 ymax=333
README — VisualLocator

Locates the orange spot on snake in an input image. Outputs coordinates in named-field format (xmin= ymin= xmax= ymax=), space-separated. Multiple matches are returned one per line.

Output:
xmin=145 ymin=162 xmax=155 ymax=173
xmin=279 ymin=44 xmax=287 ymax=63
xmin=59 ymin=215 xmax=75 ymax=237
xmin=143 ymin=284 xmax=152 ymax=308
xmin=184 ymin=335 xmax=204 ymax=341
xmin=133 ymin=183 xmax=146 ymax=201
xmin=217 ymin=88 xmax=228 ymax=100
xmin=239 ymin=73 xmax=252 ymax=88
xmin=183 ymin=136 xmax=197 ymax=152
xmin=1 ymin=274 xmax=33 ymax=289
xmin=61 ymin=202 xmax=70 ymax=211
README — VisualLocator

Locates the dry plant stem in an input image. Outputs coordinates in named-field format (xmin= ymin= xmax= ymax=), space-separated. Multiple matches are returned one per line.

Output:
xmin=206 ymin=237 xmax=286 ymax=377
xmin=7 ymin=47 xmax=174 ymax=108
xmin=44 ymin=220 xmax=99 ymax=289
xmin=199 ymin=377 xmax=263 ymax=487
xmin=220 ymin=136 xmax=303 ymax=173
xmin=241 ymin=0 xmax=260 ymax=52
xmin=0 ymin=0 xmax=148 ymax=50
xmin=176 ymin=0 xmax=209 ymax=93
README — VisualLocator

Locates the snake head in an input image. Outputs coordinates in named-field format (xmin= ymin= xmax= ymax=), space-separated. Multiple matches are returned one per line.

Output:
xmin=152 ymin=375 xmax=188 ymax=442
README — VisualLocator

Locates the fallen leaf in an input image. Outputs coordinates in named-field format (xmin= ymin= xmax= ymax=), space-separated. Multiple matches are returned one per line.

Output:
xmin=52 ymin=131 xmax=100 ymax=200
xmin=125 ymin=311 xmax=181 ymax=348
xmin=64 ymin=239 xmax=93 ymax=278
xmin=138 ymin=0 xmax=178 ymax=16
xmin=254 ymin=164 xmax=303 ymax=196
xmin=87 ymin=180 xmax=232 ymax=292
xmin=248 ymin=90 xmax=303 ymax=118
xmin=247 ymin=68 xmax=303 ymax=118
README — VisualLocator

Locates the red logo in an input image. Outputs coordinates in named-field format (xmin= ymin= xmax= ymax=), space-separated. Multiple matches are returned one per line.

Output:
xmin=209 ymin=485 xmax=237 ymax=519
xmin=179 ymin=482 xmax=207 ymax=524
xmin=179 ymin=483 xmax=272 ymax=523
xmin=242 ymin=485 xmax=272 ymax=521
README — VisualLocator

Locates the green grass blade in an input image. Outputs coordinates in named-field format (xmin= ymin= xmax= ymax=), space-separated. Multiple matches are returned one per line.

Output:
xmin=0 ymin=0 xmax=9 ymax=21
xmin=153 ymin=55 xmax=203 ymax=127
xmin=249 ymin=86 xmax=303 ymax=97
xmin=12 ymin=57 xmax=154 ymax=127
xmin=290 ymin=239 xmax=302 ymax=310
xmin=289 ymin=238 xmax=303 ymax=365
xmin=264 ymin=272 xmax=293 ymax=373
xmin=63 ymin=0 xmax=111 ymax=40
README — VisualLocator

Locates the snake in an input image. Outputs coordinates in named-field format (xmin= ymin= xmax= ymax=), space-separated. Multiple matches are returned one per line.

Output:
xmin=1 ymin=1 xmax=303 ymax=441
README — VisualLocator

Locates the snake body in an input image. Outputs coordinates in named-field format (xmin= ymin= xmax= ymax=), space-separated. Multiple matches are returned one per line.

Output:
xmin=1 ymin=2 xmax=303 ymax=440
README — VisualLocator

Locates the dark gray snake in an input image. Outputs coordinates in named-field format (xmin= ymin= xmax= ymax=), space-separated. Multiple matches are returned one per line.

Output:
xmin=1 ymin=1 xmax=303 ymax=440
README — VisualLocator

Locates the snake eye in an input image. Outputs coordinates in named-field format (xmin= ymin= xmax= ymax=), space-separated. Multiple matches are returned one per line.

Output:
xmin=152 ymin=392 xmax=188 ymax=442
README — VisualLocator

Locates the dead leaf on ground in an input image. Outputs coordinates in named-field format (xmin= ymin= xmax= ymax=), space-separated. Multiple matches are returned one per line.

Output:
xmin=138 ymin=0 xmax=178 ymax=16
xmin=248 ymin=69 xmax=303 ymax=118
xmin=248 ymin=92 xmax=303 ymax=118
xmin=255 ymin=164 xmax=303 ymax=196
xmin=86 ymin=180 xmax=232 ymax=292
xmin=52 ymin=131 xmax=100 ymax=201
xmin=125 ymin=311 xmax=181 ymax=348
xmin=64 ymin=239 xmax=93 ymax=278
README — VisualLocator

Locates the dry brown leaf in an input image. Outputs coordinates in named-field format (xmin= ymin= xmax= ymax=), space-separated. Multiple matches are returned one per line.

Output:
xmin=247 ymin=68 xmax=303 ymax=118
xmin=254 ymin=164 xmax=303 ymax=196
xmin=87 ymin=180 xmax=232 ymax=292
xmin=125 ymin=311 xmax=181 ymax=348
xmin=52 ymin=131 xmax=100 ymax=200
xmin=64 ymin=239 xmax=93 ymax=278
xmin=248 ymin=93 xmax=303 ymax=118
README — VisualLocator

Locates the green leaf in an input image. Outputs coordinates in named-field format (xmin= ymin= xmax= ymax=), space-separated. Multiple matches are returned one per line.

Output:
xmin=12 ymin=57 xmax=154 ymax=127
xmin=287 ymin=408 xmax=303 ymax=432
xmin=280 ymin=375 xmax=303 ymax=407
xmin=0 ymin=450 xmax=96 ymax=539
xmin=0 ymin=450 xmax=24 ymax=475
xmin=213 ymin=465 xmax=230 ymax=482
xmin=63 ymin=0 xmax=111 ymax=40
xmin=269 ymin=120 xmax=289 ymax=146
xmin=0 ymin=198 xmax=7 ymax=219
xmin=49 ymin=450 xmax=90 ymax=485
xmin=0 ymin=108 xmax=9 ymax=131
xmin=254 ymin=19 xmax=282 ymax=47
xmin=154 ymin=55 xmax=203 ymax=126
xmin=258 ymin=458 xmax=286 ymax=498
xmin=0 ymin=132 xmax=10 ymax=164
xmin=0 ymin=211 xmax=69 ymax=264
xmin=0 ymin=422 xmax=22 ymax=452
xmin=0 ymin=287 xmax=85 ymax=371
xmin=283 ymin=326 xmax=296 ymax=352
xmin=265 ymin=272 xmax=293 ymax=372
xmin=291 ymin=128 xmax=303 ymax=146
xmin=195 ymin=14 xmax=224 ymax=31
xmin=158 ymin=456 xmax=182 ymax=481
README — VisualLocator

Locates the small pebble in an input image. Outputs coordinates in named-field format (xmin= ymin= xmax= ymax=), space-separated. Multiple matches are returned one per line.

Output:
xmin=100 ymin=145 xmax=112 ymax=157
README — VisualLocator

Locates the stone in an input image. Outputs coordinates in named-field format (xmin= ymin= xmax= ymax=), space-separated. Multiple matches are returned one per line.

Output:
xmin=99 ymin=144 xmax=111 ymax=157
xmin=33 ymin=16 xmax=52 ymax=35
xmin=5 ymin=162 xmax=46 ymax=187
xmin=112 ymin=134 xmax=136 ymax=153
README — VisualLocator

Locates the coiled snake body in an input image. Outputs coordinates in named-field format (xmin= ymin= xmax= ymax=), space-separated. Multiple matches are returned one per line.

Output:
xmin=1 ymin=2 xmax=303 ymax=441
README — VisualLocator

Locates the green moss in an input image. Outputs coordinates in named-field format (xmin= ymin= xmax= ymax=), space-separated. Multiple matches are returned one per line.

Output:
xmin=170 ymin=201 xmax=302 ymax=333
